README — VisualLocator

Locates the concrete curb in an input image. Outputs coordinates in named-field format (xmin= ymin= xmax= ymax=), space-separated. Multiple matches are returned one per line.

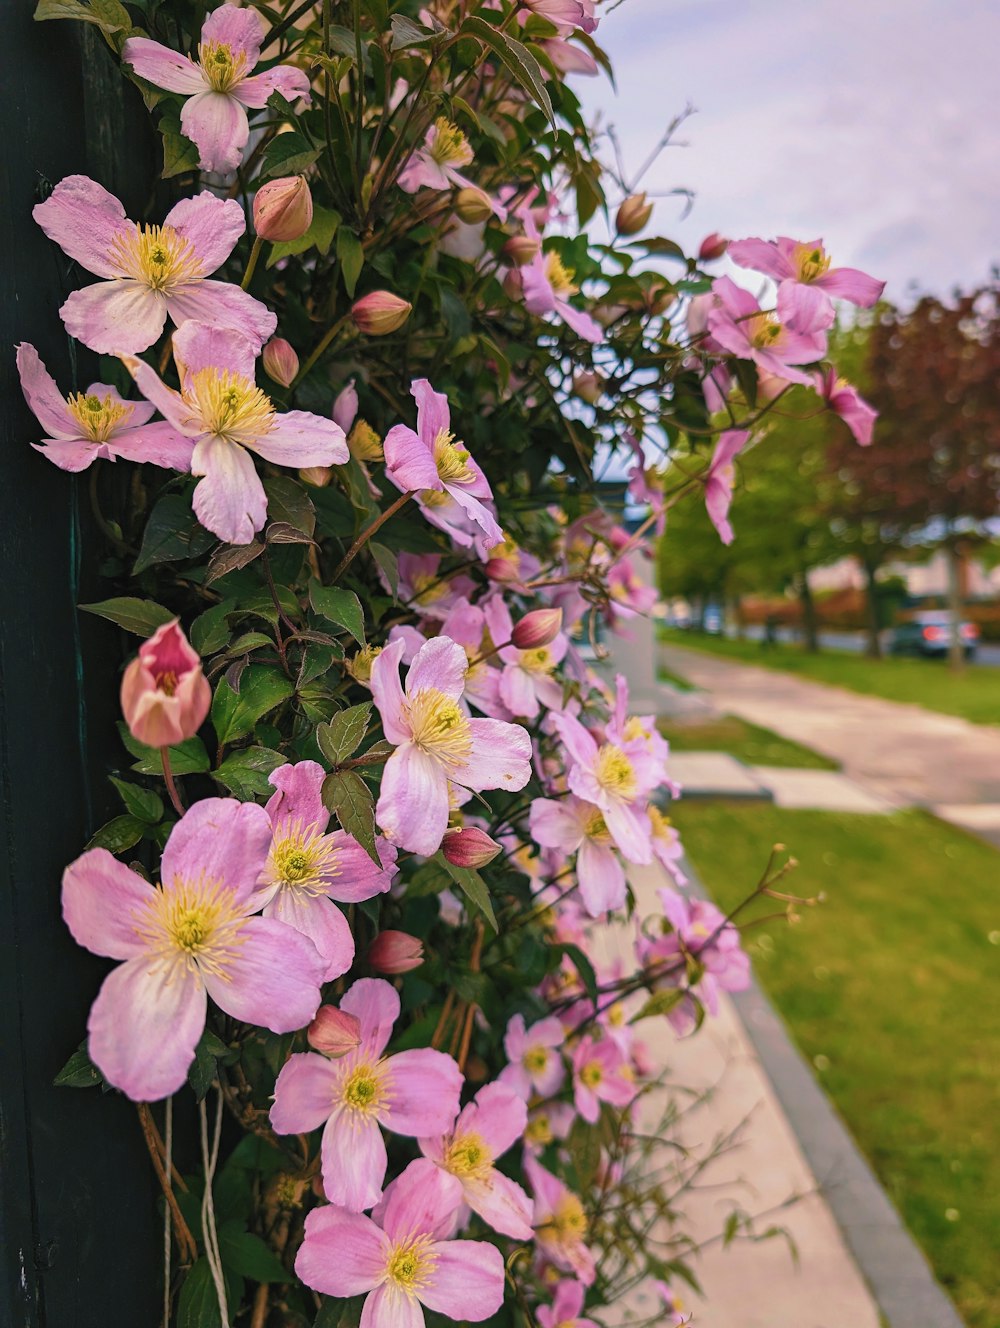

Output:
xmin=683 ymin=856 xmax=966 ymax=1328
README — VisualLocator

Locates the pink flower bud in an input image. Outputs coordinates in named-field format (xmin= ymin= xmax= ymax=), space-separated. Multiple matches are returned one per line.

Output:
xmin=261 ymin=337 xmax=299 ymax=388
xmin=352 ymin=291 xmax=412 ymax=336
xmin=503 ymin=234 xmax=542 ymax=267
xmin=572 ymin=371 xmax=604 ymax=404
xmin=502 ymin=267 xmax=524 ymax=299
xmin=454 ymin=186 xmax=494 ymax=225
xmin=699 ymin=232 xmax=728 ymax=261
xmin=120 ymin=620 xmax=211 ymax=749
xmin=332 ymin=379 xmax=359 ymax=432
xmin=299 ymin=466 xmax=332 ymax=487
xmin=307 ymin=1005 xmax=362 ymax=1058
xmin=616 ymin=192 xmax=653 ymax=236
xmin=442 ymin=826 xmax=503 ymax=869
xmin=484 ymin=554 xmax=522 ymax=582
xmin=511 ymin=607 xmax=564 ymax=650
xmin=369 ymin=930 xmax=424 ymax=974
xmin=253 ymin=176 xmax=313 ymax=242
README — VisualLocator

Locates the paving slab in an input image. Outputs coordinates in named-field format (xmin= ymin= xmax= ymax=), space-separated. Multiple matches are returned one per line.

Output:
xmin=934 ymin=802 xmax=1000 ymax=849
xmin=669 ymin=751 xmax=772 ymax=800
xmin=750 ymin=766 xmax=897 ymax=814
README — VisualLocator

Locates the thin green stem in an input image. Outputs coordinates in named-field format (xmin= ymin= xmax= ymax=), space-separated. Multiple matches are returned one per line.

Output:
xmin=241 ymin=236 xmax=263 ymax=290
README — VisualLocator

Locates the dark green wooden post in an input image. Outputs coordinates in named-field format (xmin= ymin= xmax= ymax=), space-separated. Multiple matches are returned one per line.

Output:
xmin=0 ymin=9 xmax=161 ymax=1325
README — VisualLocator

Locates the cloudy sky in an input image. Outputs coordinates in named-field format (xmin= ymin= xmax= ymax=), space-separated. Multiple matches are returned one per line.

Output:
xmin=581 ymin=0 xmax=1000 ymax=302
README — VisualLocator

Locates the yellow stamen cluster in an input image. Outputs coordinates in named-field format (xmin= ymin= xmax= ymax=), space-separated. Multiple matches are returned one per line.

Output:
xmin=66 ymin=391 xmax=133 ymax=443
xmin=540 ymin=1193 xmax=589 ymax=1246
xmin=648 ymin=805 xmax=673 ymax=841
xmin=185 ymin=368 xmax=276 ymax=444
xmin=582 ymin=807 xmax=612 ymax=844
xmin=410 ymin=571 xmax=448 ymax=607
xmin=525 ymin=1114 xmax=554 ymax=1148
xmin=109 ymin=223 xmax=203 ymax=292
xmin=444 ymin=1131 xmax=493 ymax=1181
xmin=579 ymin=1060 xmax=603 ymax=1089
xmin=340 ymin=1060 xmax=388 ymax=1115
xmin=523 ymin=1045 xmax=550 ymax=1075
xmin=432 ymin=428 xmax=476 ymax=486
xmin=265 ymin=820 xmax=340 ymax=896
xmin=199 ymin=40 xmax=248 ymax=92
xmin=405 ymin=688 xmax=473 ymax=770
xmin=348 ymin=419 xmax=384 ymax=463
xmin=594 ymin=743 xmax=638 ymax=800
xmin=346 ymin=643 xmax=382 ymax=684
xmin=386 ymin=1234 xmax=438 ymax=1293
xmin=429 ymin=117 xmax=471 ymax=166
xmin=519 ymin=647 xmax=555 ymax=675
xmin=544 ymin=252 xmax=577 ymax=297
xmin=748 ymin=312 xmax=784 ymax=348
xmin=792 ymin=242 xmax=830 ymax=284
xmin=135 ymin=875 xmax=246 ymax=979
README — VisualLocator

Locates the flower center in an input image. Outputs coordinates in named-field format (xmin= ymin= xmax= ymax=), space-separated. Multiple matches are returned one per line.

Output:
xmin=594 ymin=743 xmax=638 ymax=800
xmin=198 ymin=40 xmax=248 ymax=93
xmin=432 ymin=429 xmax=476 ymax=485
xmin=582 ymin=807 xmax=612 ymax=844
xmin=544 ymin=252 xmax=577 ymax=297
xmin=444 ymin=1131 xmax=493 ymax=1181
xmin=155 ymin=669 xmax=179 ymax=696
xmin=185 ymin=368 xmax=276 ymax=445
xmin=525 ymin=1114 xmax=553 ymax=1147
xmin=348 ymin=419 xmax=383 ymax=463
xmin=792 ymin=242 xmax=830 ymax=283
xmin=404 ymin=688 xmax=473 ymax=770
xmin=65 ymin=391 xmax=133 ymax=443
xmin=429 ymin=117 xmax=472 ymax=167
xmin=520 ymin=647 xmax=555 ymax=675
xmin=748 ymin=312 xmax=784 ymax=349
xmin=135 ymin=875 xmax=246 ymax=979
xmin=386 ymin=1234 xmax=438 ymax=1294
xmin=648 ymin=805 xmax=674 ymax=843
xmin=410 ymin=572 xmax=447 ymax=606
xmin=524 ymin=1045 xmax=550 ymax=1075
xmin=265 ymin=820 xmax=340 ymax=896
xmin=579 ymin=1060 xmax=603 ymax=1089
xmin=109 ymin=223 xmax=203 ymax=292
xmin=339 ymin=1059 xmax=388 ymax=1115
xmin=541 ymin=1193 xmax=589 ymax=1245
xmin=346 ymin=643 xmax=382 ymax=684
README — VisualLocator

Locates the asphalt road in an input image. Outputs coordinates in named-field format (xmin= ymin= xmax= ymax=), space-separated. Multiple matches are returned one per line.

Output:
xmin=716 ymin=624 xmax=1000 ymax=668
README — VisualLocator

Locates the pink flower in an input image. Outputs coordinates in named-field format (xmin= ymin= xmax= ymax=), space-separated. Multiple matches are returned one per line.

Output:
xmin=648 ymin=806 xmax=688 ymax=888
xmin=419 ymin=1081 xmax=534 ymax=1239
xmin=295 ymin=1158 xmax=505 ymax=1325
xmin=529 ymin=795 xmax=626 ymax=917
xmin=370 ymin=636 xmax=532 ymax=856
xmin=728 ymin=236 xmax=884 ymax=334
xmin=649 ymin=1278 xmax=689 ymax=1324
xmin=707 ymin=276 xmax=826 ymax=386
xmin=125 ymin=320 xmax=348 ymax=544
xmin=520 ymin=215 xmax=602 ymax=345
xmin=816 ymin=367 xmax=877 ymax=446
xmin=499 ymin=1013 xmax=565 ymax=1098
xmin=524 ymin=1156 xmax=596 ymax=1285
xmin=704 ymin=429 xmax=750 ymax=546
xmin=270 ymin=978 xmax=463 ymax=1209
xmin=122 ymin=5 xmax=310 ymax=175
xmin=398 ymin=118 xmax=506 ymax=219
xmin=255 ymin=761 xmax=397 ymax=981
xmin=369 ymin=930 xmax=424 ymax=974
xmin=33 ymin=178 xmax=275 ymax=354
xmin=120 ymin=620 xmax=211 ymax=748
xmin=537 ymin=37 xmax=599 ymax=75
xmin=62 ymin=799 xmax=325 ymax=1101
xmin=15 ymin=344 xmax=193 ymax=473
xmin=485 ymin=596 xmax=567 ymax=720
xmin=384 ymin=379 xmax=503 ymax=559
xmin=537 ymin=1280 xmax=600 ymax=1328
xmin=521 ymin=0 xmax=593 ymax=29
xmin=570 ymin=1035 xmax=635 ymax=1123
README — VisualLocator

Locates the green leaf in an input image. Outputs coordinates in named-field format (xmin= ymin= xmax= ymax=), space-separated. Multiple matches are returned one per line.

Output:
xmin=389 ymin=13 xmax=435 ymax=48
xmin=438 ymin=855 xmax=498 ymax=932
xmin=212 ymin=666 xmax=295 ymax=747
xmin=459 ymin=17 xmax=555 ymax=128
xmin=368 ymin=542 xmax=398 ymax=598
xmin=206 ymin=540 xmax=265 ymax=584
xmin=86 ymin=814 xmax=146 ymax=853
xmin=54 ymin=1043 xmax=104 ymax=1089
xmin=309 ymin=581 xmax=366 ymax=645
xmin=80 ymin=596 xmax=174 ymax=637
xmin=630 ymin=988 xmax=686 ymax=1023
xmin=313 ymin=1295 xmax=365 ymax=1328
xmin=316 ymin=702 xmax=371 ymax=766
xmin=118 ymin=722 xmax=212 ymax=776
xmin=190 ymin=601 xmax=236 ymax=656
xmin=188 ymin=1028 xmax=221 ymax=1101
xmin=260 ymin=132 xmax=321 ymax=179
xmin=109 ymin=777 xmax=164 ymax=824
xmin=177 ymin=1258 xmax=243 ymax=1328
xmin=34 ymin=0 xmax=129 ymax=30
xmin=213 ymin=746 xmax=288 ymax=799
xmin=162 ymin=128 xmax=200 ymax=178
xmin=336 ymin=228 xmax=364 ymax=298
xmin=218 ymin=1229 xmax=289 ymax=1283
xmin=263 ymin=476 xmax=316 ymax=539
xmin=267 ymin=204 xmax=341 ymax=266
xmin=557 ymin=942 xmax=598 ymax=1003
xmin=638 ymin=236 xmax=688 ymax=262
xmin=322 ymin=770 xmax=379 ymax=864
xmin=134 ymin=493 xmax=214 ymax=573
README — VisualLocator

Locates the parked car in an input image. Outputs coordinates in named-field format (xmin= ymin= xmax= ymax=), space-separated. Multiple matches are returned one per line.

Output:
xmin=888 ymin=612 xmax=979 ymax=659
xmin=702 ymin=606 xmax=724 ymax=635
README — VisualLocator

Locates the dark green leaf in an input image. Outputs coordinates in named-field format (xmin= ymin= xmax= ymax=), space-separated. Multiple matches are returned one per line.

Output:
xmin=267 ymin=204 xmax=341 ymax=266
xmin=459 ymin=17 xmax=555 ymax=127
xmin=260 ymin=132 xmax=321 ymax=179
xmin=190 ymin=601 xmax=236 ymax=656
xmin=389 ymin=13 xmax=435 ymax=48
xmin=188 ymin=1028 xmax=221 ymax=1101
xmin=54 ymin=1043 xmax=104 ymax=1089
xmin=263 ymin=476 xmax=316 ymax=539
xmin=206 ymin=541 xmax=265 ymax=584
xmin=162 ymin=128 xmax=200 ymax=178
xmin=109 ymin=777 xmax=164 ymax=824
xmin=35 ymin=0 xmax=129 ymax=30
xmin=212 ymin=667 xmax=295 ymax=746
xmin=557 ymin=942 xmax=598 ymax=1003
xmin=630 ymin=988 xmax=686 ymax=1023
xmin=322 ymin=770 xmax=379 ymax=864
xmin=336 ymin=228 xmax=364 ymax=298
xmin=368 ymin=542 xmax=398 ymax=597
xmin=177 ymin=1258 xmax=243 ymax=1328
xmin=637 ymin=236 xmax=687 ymax=261
xmin=316 ymin=702 xmax=371 ymax=765
xmin=438 ymin=855 xmax=498 ymax=932
xmin=118 ymin=722 xmax=212 ymax=776
xmin=212 ymin=746 xmax=288 ymax=799
xmin=313 ymin=1295 xmax=365 ymax=1328
xmin=266 ymin=521 xmax=315 ymax=545
xmin=309 ymin=581 xmax=366 ymax=645
xmin=80 ymin=596 xmax=174 ymax=637
xmin=218 ymin=1229 xmax=289 ymax=1283
xmin=86 ymin=814 xmax=146 ymax=853
xmin=134 ymin=494 xmax=214 ymax=573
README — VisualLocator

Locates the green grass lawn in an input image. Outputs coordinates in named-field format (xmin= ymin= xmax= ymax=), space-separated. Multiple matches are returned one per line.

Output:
xmin=670 ymin=802 xmax=1000 ymax=1328
xmin=657 ymin=713 xmax=839 ymax=770
xmin=659 ymin=629 xmax=1000 ymax=727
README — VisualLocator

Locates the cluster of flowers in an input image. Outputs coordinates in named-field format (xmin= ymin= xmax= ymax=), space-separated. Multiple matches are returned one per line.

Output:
xmin=20 ymin=0 xmax=884 ymax=1322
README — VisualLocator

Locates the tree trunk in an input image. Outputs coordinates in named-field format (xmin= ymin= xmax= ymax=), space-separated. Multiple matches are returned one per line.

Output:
xmin=946 ymin=541 xmax=965 ymax=672
xmin=861 ymin=557 xmax=883 ymax=658
xmin=798 ymin=569 xmax=819 ymax=652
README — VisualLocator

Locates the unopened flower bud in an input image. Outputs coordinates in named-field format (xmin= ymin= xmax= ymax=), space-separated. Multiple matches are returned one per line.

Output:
xmin=699 ymin=232 xmax=728 ymax=261
xmin=352 ymin=291 xmax=412 ymax=336
xmin=616 ymin=191 xmax=653 ymax=236
xmin=484 ymin=553 xmax=521 ymax=582
xmin=502 ymin=267 xmax=524 ymax=299
xmin=307 ymin=1006 xmax=362 ymax=1057
xmin=262 ymin=337 xmax=299 ymax=388
xmin=572 ymin=371 xmax=604 ymax=404
xmin=299 ymin=466 xmax=332 ymax=487
xmin=503 ymin=234 xmax=541 ymax=267
xmin=454 ymin=187 xmax=494 ymax=225
xmin=442 ymin=826 xmax=503 ymax=869
xmin=348 ymin=419 xmax=383 ymax=463
xmin=369 ymin=930 xmax=424 ymax=974
xmin=511 ymin=607 xmax=563 ymax=651
xmin=332 ymin=380 xmax=358 ymax=433
xmin=120 ymin=620 xmax=210 ymax=748
xmin=253 ymin=176 xmax=313 ymax=242
xmin=345 ymin=643 xmax=382 ymax=686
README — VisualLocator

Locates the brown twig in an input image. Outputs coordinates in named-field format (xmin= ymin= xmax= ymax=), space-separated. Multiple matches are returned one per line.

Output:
xmin=328 ymin=491 xmax=413 ymax=582
xmin=137 ymin=1104 xmax=198 ymax=1265
xmin=159 ymin=746 xmax=186 ymax=818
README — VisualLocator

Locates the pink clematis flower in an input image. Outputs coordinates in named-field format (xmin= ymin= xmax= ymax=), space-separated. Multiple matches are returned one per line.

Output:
xmin=33 ymin=178 xmax=275 ymax=354
xmin=122 ymin=5 xmax=311 ymax=175
xmin=728 ymin=236 xmax=884 ymax=334
xmin=254 ymin=761 xmax=397 ymax=981
xmin=520 ymin=217 xmax=603 ymax=344
xmin=707 ymin=276 xmax=826 ymax=387
xmin=125 ymin=320 xmax=347 ymax=545
xmin=537 ymin=37 xmax=599 ymax=76
xmin=270 ymin=978 xmax=463 ymax=1209
xmin=537 ymin=1280 xmax=601 ymax=1328
xmin=704 ymin=429 xmax=749 ymax=546
xmin=524 ymin=1156 xmax=596 ymax=1285
xmin=419 ymin=1081 xmax=534 ymax=1239
xmin=370 ymin=636 xmax=532 ymax=856
xmin=648 ymin=806 xmax=688 ymax=887
xmin=570 ymin=1034 xmax=635 ymax=1124
xmin=15 ymin=344 xmax=192 ymax=473
xmin=62 ymin=798 xmax=325 ymax=1102
xmin=120 ymin=619 xmax=211 ymax=748
xmin=295 ymin=1158 xmax=505 ymax=1326
xmin=816 ymin=367 xmax=877 ymax=446
xmin=499 ymin=1013 xmax=566 ymax=1099
xmin=384 ymin=379 xmax=503 ymax=559
xmin=529 ymin=795 xmax=626 ymax=917
xmin=398 ymin=118 xmax=506 ymax=220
